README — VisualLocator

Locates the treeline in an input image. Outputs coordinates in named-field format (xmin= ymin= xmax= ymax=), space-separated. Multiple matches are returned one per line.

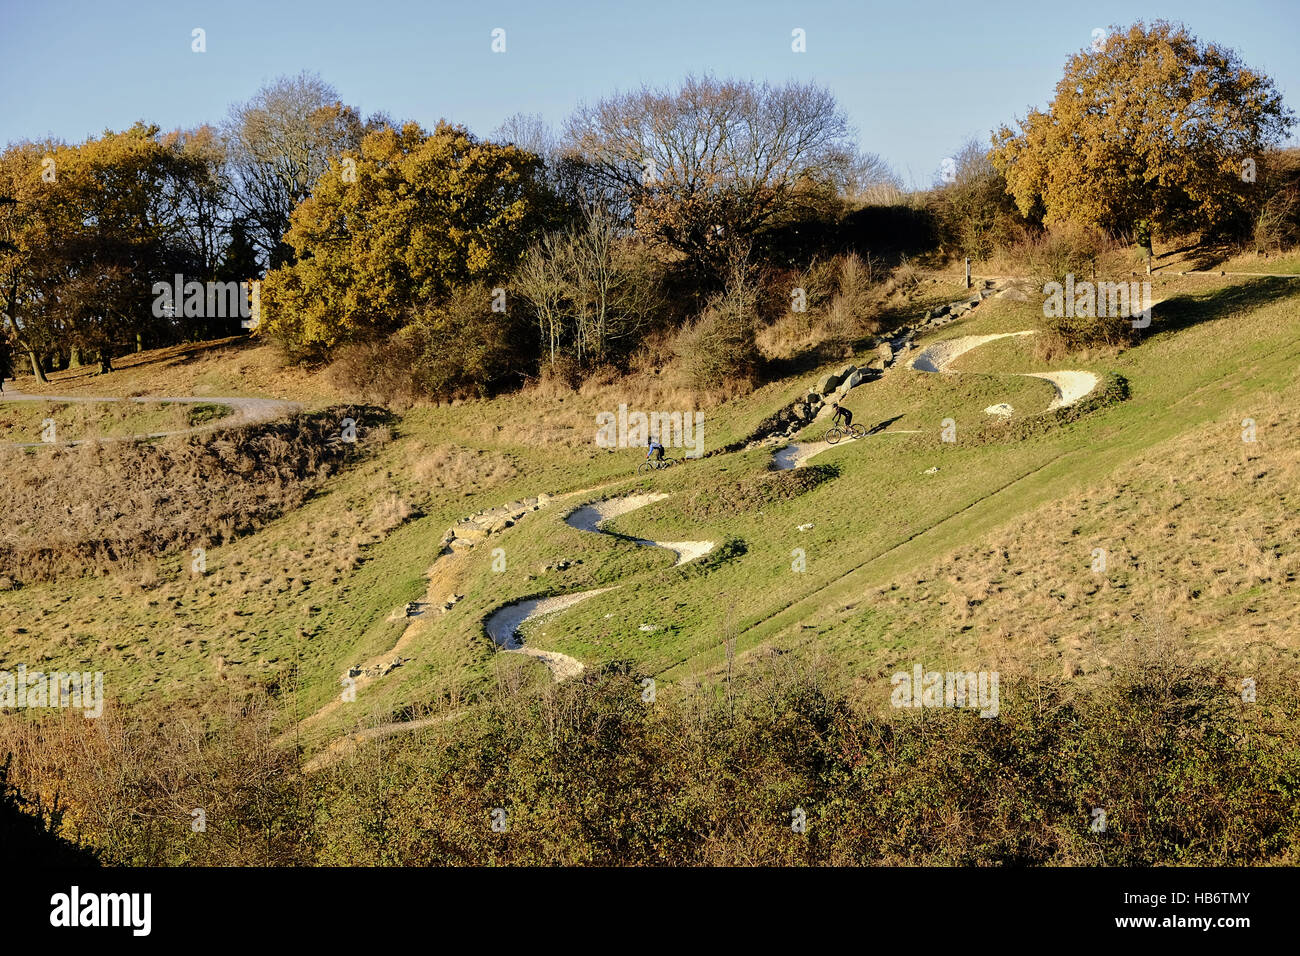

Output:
xmin=2 ymin=22 xmax=1296 ymax=396
xmin=4 ymin=651 xmax=1298 ymax=865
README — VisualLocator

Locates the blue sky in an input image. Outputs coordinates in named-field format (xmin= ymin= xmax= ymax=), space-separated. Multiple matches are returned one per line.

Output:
xmin=2 ymin=0 xmax=1296 ymax=185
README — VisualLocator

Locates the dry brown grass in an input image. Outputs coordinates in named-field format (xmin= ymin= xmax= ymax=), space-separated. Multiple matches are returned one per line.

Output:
xmin=865 ymin=387 xmax=1300 ymax=680
xmin=0 ymin=407 xmax=388 ymax=583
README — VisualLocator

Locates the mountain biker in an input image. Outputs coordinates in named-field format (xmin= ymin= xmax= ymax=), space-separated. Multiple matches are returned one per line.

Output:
xmin=646 ymin=435 xmax=665 ymax=462
xmin=829 ymin=401 xmax=853 ymax=430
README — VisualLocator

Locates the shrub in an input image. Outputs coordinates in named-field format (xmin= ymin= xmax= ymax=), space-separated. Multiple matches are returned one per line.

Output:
xmin=673 ymin=273 xmax=762 ymax=391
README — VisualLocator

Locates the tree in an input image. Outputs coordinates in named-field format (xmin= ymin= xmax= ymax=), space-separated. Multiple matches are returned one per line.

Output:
xmin=992 ymin=21 xmax=1295 ymax=257
xmin=932 ymin=140 xmax=1023 ymax=260
xmin=0 ymin=125 xmax=214 ymax=376
xmin=260 ymin=122 xmax=550 ymax=358
xmin=225 ymin=73 xmax=365 ymax=269
xmin=513 ymin=206 xmax=660 ymax=370
xmin=564 ymin=75 xmax=859 ymax=278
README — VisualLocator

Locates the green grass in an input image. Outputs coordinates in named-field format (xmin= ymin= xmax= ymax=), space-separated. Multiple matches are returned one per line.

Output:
xmin=5 ymin=271 xmax=1299 ymax=759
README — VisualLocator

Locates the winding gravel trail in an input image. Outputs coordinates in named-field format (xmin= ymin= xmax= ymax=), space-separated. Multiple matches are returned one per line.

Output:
xmin=0 ymin=388 xmax=300 ymax=446
xmin=481 ymin=493 xmax=715 ymax=681
xmin=907 ymin=331 xmax=1099 ymax=410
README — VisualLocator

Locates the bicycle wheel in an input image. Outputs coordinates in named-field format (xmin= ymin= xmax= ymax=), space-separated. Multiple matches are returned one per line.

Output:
xmin=637 ymin=459 xmax=656 ymax=474
xmin=849 ymin=424 xmax=867 ymax=439
xmin=825 ymin=426 xmax=843 ymax=444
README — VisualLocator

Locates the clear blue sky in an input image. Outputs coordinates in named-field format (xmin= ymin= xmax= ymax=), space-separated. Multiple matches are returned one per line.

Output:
xmin=2 ymin=0 xmax=1296 ymax=185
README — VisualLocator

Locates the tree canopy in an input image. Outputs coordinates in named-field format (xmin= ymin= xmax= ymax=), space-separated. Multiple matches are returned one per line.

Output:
xmin=991 ymin=21 xmax=1295 ymax=244
xmin=260 ymin=122 xmax=551 ymax=357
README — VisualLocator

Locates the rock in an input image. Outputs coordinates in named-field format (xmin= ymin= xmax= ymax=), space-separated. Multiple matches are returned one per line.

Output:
xmin=638 ymin=624 xmax=657 ymax=632
xmin=792 ymin=403 xmax=810 ymax=421
xmin=797 ymin=523 xmax=814 ymax=531
xmin=997 ymin=288 xmax=1029 ymax=301
xmin=454 ymin=526 xmax=489 ymax=543
xmin=805 ymin=390 xmax=820 ymax=405
xmin=836 ymin=363 xmax=857 ymax=381
xmin=922 ymin=466 xmax=939 ymax=475
xmin=877 ymin=343 xmax=894 ymax=363
xmin=487 ymin=517 xmax=513 ymax=533
xmin=536 ymin=493 xmax=551 ymax=506
xmin=843 ymin=369 xmax=865 ymax=390
xmin=984 ymin=403 xmax=1014 ymax=417
xmin=815 ymin=373 xmax=837 ymax=394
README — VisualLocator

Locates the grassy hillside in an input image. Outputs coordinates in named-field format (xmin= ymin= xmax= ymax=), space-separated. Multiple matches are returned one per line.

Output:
xmin=3 ymin=264 xmax=1299 ymax=863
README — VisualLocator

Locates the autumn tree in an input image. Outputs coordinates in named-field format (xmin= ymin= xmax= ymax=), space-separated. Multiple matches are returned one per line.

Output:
xmin=564 ymin=76 xmax=860 ymax=278
xmin=260 ymin=122 xmax=550 ymax=358
xmin=992 ymin=21 xmax=1295 ymax=259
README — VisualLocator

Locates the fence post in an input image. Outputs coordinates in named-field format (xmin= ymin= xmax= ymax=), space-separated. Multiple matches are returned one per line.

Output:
xmin=965 ymin=258 xmax=971 ymax=289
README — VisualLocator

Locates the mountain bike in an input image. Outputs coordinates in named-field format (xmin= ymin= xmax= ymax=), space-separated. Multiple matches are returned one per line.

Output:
xmin=823 ymin=422 xmax=866 ymax=444
xmin=636 ymin=455 xmax=678 ymax=474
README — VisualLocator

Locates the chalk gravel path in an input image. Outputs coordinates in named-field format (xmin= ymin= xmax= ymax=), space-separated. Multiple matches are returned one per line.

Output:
xmin=772 ymin=330 xmax=1100 ymax=471
xmin=907 ymin=331 xmax=1099 ymax=410
xmin=482 ymin=493 xmax=715 ymax=681
xmin=0 ymin=387 xmax=300 ymax=446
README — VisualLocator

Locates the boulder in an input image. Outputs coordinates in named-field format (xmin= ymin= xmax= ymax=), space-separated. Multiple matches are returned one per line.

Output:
xmin=877 ymin=343 xmax=894 ymax=363
xmin=814 ymin=373 xmax=838 ymax=394
xmin=842 ymin=369 xmax=865 ymax=390
xmin=836 ymin=363 xmax=857 ymax=381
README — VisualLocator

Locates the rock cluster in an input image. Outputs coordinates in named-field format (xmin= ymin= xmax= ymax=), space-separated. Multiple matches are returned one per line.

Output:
xmin=441 ymin=493 xmax=552 ymax=553
xmin=732 ymin=277 xmax=1025 ymax=452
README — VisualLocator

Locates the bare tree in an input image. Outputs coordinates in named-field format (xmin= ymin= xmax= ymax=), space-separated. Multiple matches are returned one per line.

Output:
xmin=564 ymin=75 xmax=860 ymax=276
xmin=224 ymin=73 xmax=364 ymax=268
xmin=514 ymin=207 xmax=660 ymax=369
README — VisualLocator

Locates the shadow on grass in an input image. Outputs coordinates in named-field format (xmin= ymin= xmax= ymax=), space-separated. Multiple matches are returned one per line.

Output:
xmin=1146 ymin=276 xmax=1300 ymax=340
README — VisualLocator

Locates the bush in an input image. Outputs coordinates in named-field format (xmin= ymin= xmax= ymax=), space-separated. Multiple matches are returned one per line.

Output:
xmin=673 ymin=273 xmax=762 ymax=391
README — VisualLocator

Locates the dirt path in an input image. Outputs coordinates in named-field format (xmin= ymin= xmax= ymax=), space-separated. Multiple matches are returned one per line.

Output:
xmin=907 ymin=331 xmax=1099 ymax=410
xmin=0 ymin=388 xmax=300 ymax=446
xmin=480 ymin=493 xmax=715 ymax=681
xmin=564 ymin=493 xmax=716 ymax=565
xmin=484 ymin=588 xmax=617 ymax=680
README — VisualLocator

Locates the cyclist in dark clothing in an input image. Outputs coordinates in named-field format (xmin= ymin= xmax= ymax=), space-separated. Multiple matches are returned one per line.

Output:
xmin=829 ymin=402 xmax=853 ymax=429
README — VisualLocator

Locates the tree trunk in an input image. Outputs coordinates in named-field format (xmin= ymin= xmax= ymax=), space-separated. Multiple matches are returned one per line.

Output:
xmin=68 ymin=346 xmax=81 ymax=368
xmin=98 ymin=351 xmax=113 ymax=375
xmin=28 ymin=349 xmax=47 ymax=384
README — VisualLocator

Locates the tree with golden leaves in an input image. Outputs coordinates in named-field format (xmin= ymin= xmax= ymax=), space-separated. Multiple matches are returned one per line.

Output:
xmin=260 ymin=122 xmax=549 ymax=358
xmin=992 ymin=21 xmax=1294 ymax=258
